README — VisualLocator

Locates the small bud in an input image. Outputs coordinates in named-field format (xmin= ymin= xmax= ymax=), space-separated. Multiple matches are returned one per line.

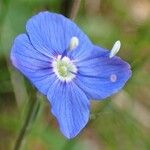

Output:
xmin=68 ymin=36 xmax=79 ymax=50
xmin=109 ymin=40 xmax=121 ymax=58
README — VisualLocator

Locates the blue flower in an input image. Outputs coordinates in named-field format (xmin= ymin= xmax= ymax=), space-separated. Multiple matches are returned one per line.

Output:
xmin=10 ymin=11 xmax=131 ymax=139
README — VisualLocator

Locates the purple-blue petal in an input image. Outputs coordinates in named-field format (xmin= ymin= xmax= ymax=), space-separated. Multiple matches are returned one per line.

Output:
xmin=26 ymin=11 xmax=93 ymax=59
xmin=74 ymin=45 xmax=132 ymax=100
xmin=11 ymin=34 xmax=56 ymax=95
xmin=47 ymin=81 xmax=90 ymax=139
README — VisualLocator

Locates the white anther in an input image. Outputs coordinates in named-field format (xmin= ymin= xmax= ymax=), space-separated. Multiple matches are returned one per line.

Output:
xmin=68 ymin=36 xmax=79 ymax=50
xmin=109 ymin=40 xmax=121 ymax=58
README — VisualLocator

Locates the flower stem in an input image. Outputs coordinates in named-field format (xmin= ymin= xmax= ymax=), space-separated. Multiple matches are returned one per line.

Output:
xmin=69 ymin=0 xmax=81 ymax=20
xmin=13 ymin=92 xmax=39 ymax=150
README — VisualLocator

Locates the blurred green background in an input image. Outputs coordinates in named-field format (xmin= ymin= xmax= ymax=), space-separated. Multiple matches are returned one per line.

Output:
xmin=0 ymin=0 xmax=150 ymax=149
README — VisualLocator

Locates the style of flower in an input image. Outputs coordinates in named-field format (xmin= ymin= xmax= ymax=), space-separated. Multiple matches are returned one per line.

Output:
xmin=10 ymin=12 xmax=131 ymax=139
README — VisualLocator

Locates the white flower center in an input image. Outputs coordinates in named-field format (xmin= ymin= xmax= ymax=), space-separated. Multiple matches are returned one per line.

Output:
xmin=52 ymin=55 xmax=77 ymax=82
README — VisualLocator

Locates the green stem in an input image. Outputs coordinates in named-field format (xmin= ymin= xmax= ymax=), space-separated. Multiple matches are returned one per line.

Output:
xmin=13 ymin=93 xmax=38 ymax=150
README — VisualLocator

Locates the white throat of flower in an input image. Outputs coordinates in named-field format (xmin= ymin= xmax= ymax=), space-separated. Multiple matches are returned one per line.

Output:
xmin=52 ymin=55 xmax=77 ymax=82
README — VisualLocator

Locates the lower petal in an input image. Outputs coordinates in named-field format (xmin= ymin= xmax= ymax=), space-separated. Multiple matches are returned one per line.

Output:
xmin=47 ymin=81 xmax=90 ymax=139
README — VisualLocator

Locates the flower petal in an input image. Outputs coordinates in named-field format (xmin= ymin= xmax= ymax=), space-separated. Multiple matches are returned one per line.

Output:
xmin=26 ymin=11 xmax=92 ymax=59
xmin=11 ymin=34 xmax=56 ymax=95
xmin=74 ymin=45 xmax=132 ymax=100
xmin=47 ymin=81 xmax=90 ymax=139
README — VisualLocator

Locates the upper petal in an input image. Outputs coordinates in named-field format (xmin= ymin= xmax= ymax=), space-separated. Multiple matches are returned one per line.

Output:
xmin=74 ymin=45 xmax=132 ymax=100
xmin=47 ymin=81 xmax=90 ymax=139
xmin=11 ymin=34 xmax=56 ymax=95
xmin=26 ymin=11 xmax=92 ymax=59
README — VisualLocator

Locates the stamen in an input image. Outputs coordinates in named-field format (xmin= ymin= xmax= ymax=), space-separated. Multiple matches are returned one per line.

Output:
xmin=109 ymin=40 xmax=121 ymax=58
xmin=68 ymin=36 xmax=79 ymax=50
